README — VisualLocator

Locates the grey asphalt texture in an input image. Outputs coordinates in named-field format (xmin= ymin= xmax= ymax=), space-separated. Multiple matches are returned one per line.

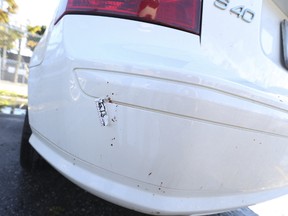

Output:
xmin=0 ymin=113 xmax=258 ymax=216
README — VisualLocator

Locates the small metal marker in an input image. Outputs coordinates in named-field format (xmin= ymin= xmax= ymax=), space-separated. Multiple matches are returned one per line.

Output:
xmin=95 ymin=98 xmax=109 ymax=126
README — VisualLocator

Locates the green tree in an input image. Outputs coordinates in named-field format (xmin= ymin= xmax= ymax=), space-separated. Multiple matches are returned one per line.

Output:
xmin=26 ymin=25 xmax=46 ymax=51
xmin=0 ymin=24 xmax=22 ymax=49
xmin=27 ymin=25 xmax=46 ymax=35
xmin=0 ymin=0 xmax=20 ymax=52
xmin=0 ymin=0 xmax=18 ymax=23
xmin=0 ymin=0 xmax=20 ymax=81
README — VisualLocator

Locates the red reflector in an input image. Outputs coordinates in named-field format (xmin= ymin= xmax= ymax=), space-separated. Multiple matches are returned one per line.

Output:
xmin=56 ymin=0 xmax=202 ymax=35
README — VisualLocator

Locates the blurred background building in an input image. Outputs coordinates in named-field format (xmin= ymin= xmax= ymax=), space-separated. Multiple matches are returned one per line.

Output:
xmin=0 ymin=0 xmax=44 ymax=84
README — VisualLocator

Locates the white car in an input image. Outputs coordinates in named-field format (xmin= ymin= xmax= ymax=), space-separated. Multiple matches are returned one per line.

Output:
xmin=20 ymin=0 xmax=288 ymax=215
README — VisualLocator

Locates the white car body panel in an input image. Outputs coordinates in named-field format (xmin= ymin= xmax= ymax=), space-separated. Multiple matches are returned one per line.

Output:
xmin=28 ymin=0 xmax=288 ymax=215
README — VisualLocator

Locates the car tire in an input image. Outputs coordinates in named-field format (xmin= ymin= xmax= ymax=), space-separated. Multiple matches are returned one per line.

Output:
xmin=20 ymin=110 xmax=44 ymax=171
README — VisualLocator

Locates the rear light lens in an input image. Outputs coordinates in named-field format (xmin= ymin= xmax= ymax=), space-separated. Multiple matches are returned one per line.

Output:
xmin=56 ymin=0 xmax=202 ymax=35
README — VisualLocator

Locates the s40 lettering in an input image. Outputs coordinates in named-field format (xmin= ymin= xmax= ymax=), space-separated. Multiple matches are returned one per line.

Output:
xmin=214 ymin=0 xmax=255 ymax=23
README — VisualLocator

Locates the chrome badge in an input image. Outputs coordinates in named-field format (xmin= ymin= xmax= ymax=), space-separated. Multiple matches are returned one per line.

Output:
xmin=214 ymin=0 xmax=255 ymax=23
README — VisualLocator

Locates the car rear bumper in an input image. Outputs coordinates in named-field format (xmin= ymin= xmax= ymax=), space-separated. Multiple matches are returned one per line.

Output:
xmin=30 ymin=129 xmax=288 ymax=215
xmin=28 ymin=14 xmax=288 ymax=215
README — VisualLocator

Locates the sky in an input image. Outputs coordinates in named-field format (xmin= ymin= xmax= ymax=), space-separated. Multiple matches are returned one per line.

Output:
xmin=11 ymin=0 xmax=60 ymax=27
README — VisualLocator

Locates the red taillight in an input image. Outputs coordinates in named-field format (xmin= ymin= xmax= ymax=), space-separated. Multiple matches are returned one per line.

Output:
xmin=56 ymin=0 xmax=202 ymax=35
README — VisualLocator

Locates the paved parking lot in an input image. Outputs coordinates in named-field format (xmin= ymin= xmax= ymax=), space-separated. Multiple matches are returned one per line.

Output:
xmin=0 ymin=113 xmax=287 ymax=216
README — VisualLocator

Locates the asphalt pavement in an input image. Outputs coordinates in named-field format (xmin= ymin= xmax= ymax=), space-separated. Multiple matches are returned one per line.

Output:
xmin=0 ymin=113 xmax=285 ymax=216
